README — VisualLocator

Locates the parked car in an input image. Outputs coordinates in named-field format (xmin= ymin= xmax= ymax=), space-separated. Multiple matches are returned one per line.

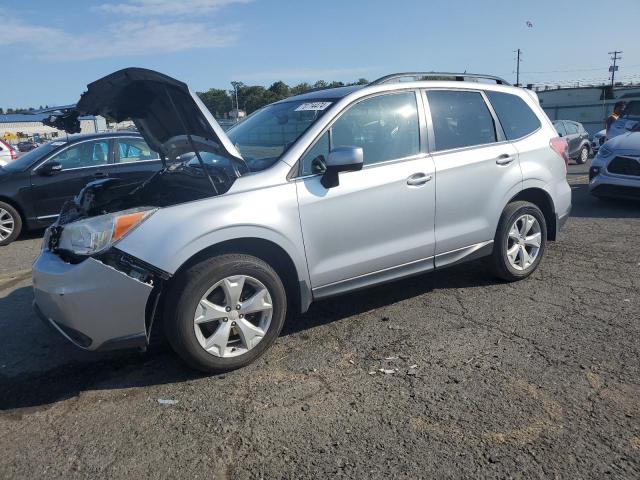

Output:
xmin=0 ymin=132 xmax=161 ymax=245
xmin=32 ymin=68 xmax=571 ymax=373
xmin=552 ymin=120 xmax=591 ymax=164
xmin=0 ymin=139 xmax=18 ymax=167
xmin=606 ymin=100 xmax=640 ymax=140
xmin=589 ymin=130 xmax=640 ymax=201
xmin=17 ymin=141 xmax=38 ymax=152
xmin=591 ymin=129 xmax=606 ymax=154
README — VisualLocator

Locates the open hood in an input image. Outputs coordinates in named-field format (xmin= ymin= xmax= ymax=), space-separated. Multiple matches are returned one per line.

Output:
xmin=45 ymin=68 xmax=242 ymax=162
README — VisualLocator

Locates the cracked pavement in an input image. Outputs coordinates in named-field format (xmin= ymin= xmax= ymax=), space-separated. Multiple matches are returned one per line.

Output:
xmin=0 ymin=161 xmax=639 ymax=479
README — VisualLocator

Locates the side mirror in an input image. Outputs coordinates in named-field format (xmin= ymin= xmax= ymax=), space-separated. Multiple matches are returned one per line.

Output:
xmin=321 ymin=146 xmax=363 ymax=189
xmin=39 ymin=161 xmax=62 ymax=176
xmin=625 ymin=120 xmax=638 ymax=131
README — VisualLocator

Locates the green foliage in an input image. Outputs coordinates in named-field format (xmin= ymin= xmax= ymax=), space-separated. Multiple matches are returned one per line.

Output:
xmin=196 ymin=77 xmax=369 ymax=117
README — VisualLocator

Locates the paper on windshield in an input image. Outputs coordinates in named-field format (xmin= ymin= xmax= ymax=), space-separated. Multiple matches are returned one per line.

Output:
xmin=295 ymin=102 xmax=332 ymax=111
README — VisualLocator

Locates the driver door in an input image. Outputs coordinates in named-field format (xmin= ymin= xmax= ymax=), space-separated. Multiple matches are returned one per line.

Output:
xmin=295 ymin=91 xmax=436 ymax=297
xmin=30 ymin=138 xmax=112 ymax=221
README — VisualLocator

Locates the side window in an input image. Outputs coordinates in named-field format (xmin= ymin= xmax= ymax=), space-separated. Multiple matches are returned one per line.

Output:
xmin=50 ymin=140 xmax=109 ymax=169
xmin=565 ymin=123 xmax=578 ymax=134
xmin=116 ymin=138 xmax=158 ymax=163
xmin=554 ymin=122 xmax=567 ymax=136
xmin=485 ymin=91 xmax=541 ymax=140
xmin=300 ymin=130 xmax=330 ymax=176
xmin=331 ymin=92 xmax=419 ymax=166
xmin=427 ymin=90 xmax=497 ymax=151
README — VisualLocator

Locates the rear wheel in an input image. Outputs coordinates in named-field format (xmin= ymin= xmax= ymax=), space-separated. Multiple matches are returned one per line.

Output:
xmin=577 ymin=145 xmax=589 ymax=164
xmin=164 ymin=254 xmax=287 ymax=373
xmin=0 ymin=202 xmax=22 ymax=246
xmin=488 ymin=201 xmax=547 ymax=281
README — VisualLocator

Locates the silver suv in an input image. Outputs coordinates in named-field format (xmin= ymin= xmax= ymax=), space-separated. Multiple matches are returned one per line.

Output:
xmin=32 ymin=68 xmax=571 ymax=373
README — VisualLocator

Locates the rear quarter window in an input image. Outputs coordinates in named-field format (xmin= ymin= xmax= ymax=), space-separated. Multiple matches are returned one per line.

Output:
xmin=486 ymin=91 xmax=541 ymax=140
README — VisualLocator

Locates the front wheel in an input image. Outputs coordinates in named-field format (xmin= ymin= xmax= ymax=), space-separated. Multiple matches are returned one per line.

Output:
xmin=488 ymin=201 xmax=547 ymax=281
xmin=164 ymin=254 xmax=287 ymax=373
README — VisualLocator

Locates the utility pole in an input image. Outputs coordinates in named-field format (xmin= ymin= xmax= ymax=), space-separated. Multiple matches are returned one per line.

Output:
xmin=515 ymin=49 xmax=522 ymax=86
xmin=608 ymin=50 xmax=622 ymax=87
xmin=230 ymin=81 xmax=242 ymax=123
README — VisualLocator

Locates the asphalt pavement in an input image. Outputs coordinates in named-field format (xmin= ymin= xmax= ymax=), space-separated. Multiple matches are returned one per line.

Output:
xmin=0 ymin=160 xmax=638 ymax=479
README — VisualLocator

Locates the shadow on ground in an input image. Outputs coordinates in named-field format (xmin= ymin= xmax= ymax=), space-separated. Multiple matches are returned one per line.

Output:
xmin=0 ymin=261 xmax=497 ymax=412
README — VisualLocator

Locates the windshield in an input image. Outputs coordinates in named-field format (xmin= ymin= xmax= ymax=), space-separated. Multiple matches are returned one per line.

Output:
xmin=3 ymin=141 xmax=65 ymax=172
xmin=225 ymin=99 xmax=335 ymax=172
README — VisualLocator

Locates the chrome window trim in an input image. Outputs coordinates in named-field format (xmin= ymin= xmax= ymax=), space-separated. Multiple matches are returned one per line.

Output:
xmin=289 ymin=89 xmax=424 ymax=180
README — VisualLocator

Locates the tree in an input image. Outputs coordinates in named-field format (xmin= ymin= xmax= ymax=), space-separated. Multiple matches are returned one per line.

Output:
xmin=197 ymin=88 xmax=232 ymax=117
xmin=291 ymin=82 xmax=311 ymax=95
xmin=268 ymin=81 xmax=290 ymax=100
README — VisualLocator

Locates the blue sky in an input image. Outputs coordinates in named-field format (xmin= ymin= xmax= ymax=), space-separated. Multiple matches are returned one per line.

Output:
xmin=2 ymin=0 xmax=640 ymax=108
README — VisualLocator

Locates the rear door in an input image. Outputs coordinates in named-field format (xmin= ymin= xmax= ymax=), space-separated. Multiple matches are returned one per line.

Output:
xmin=424 ymin=89 xmax=521 ymax=266
xmin=107 ymin=136 xmax=162 ymax=189
xmin=30 ymin=138 xmax=111 ymax=220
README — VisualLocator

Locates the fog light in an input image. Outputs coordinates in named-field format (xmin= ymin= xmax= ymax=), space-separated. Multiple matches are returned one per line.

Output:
xmin=589 ymin=166 xmax=601 ymax=181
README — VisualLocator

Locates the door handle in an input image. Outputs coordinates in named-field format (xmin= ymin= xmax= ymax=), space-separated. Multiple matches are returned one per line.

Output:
xmin=93 ymin=172 xmax=108 ymax=178
xmin=406 ymin=173 xmax=432 ymax=186
xmin=495 ymin=154 xmax=515 ymax=165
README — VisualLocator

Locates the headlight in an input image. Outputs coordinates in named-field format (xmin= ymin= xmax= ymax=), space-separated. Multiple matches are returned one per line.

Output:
xmin=57 ymin=207 xmax=156 ymax=256
xmin=598 ymin=145 xmax=613 ymax=158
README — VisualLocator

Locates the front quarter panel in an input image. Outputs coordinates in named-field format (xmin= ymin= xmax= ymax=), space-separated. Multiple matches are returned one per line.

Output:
xmin=115 ymin=177 xmax=309 ymax=288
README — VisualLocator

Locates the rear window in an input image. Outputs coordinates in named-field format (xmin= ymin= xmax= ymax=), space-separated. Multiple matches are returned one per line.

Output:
xmin=486 ymin=91 xmax=541 ymax=140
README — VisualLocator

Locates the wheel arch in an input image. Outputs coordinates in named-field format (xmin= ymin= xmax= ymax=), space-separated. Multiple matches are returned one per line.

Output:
xmin=508 ymin=187 xmax=557 ymax=240
xmin=165 ymin=237 xmax=310 ymax=315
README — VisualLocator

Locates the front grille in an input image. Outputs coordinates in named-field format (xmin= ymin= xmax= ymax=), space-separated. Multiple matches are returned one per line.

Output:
xmin=607 ymin=156 xmax=640 ymax=177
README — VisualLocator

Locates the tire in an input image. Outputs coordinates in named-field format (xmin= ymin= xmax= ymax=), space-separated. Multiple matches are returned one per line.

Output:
xmin=576 ymin=145 xmax=589 ymax=164
xmin=488 ymin=201 xmax=547 ymax=282
xmin=164 ymin=254 xmax=287 ymax=373
xmin=0 ymin=201 xmax=22 ymax=246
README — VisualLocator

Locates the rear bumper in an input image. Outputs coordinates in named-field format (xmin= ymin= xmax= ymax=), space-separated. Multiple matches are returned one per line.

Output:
xmin=32 ymin=251 xmax=153 ymax=351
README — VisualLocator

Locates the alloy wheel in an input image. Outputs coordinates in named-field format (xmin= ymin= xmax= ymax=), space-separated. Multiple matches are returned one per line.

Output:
xmin=193 ymin=275 xmax=273 ymax=358
xmin=506 ymin=214 xmax=542 ymax=271
xmin=0 ymin=208 xmax=14 ymax=242
xmin=580 ymin=146 xmax=588 ymax=163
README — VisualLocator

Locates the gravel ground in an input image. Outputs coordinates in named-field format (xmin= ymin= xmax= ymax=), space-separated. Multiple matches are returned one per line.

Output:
xmin=0 ymin=163 xmax=638 ymax=479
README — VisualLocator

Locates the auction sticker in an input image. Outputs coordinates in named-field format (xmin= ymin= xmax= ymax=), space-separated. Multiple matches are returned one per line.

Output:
xmin=295 ymin=102 xmax=332 ymax=111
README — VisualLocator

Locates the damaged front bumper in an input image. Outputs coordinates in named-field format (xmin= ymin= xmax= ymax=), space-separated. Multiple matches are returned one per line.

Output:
xmin=32 ymin=250 xmax=154 ymax=351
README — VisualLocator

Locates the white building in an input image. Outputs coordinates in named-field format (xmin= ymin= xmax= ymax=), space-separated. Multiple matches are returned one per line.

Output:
xmin=0 ymin=113 xmax=107 ymax=143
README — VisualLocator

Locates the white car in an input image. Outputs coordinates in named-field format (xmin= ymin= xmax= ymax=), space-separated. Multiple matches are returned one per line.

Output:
xmin=0 ymin=139 xmax=18 ymax=167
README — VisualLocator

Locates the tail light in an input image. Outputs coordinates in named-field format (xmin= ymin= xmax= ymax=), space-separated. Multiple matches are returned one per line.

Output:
xmin=550 ymin=137 xmax=569 ymax=172
xmin=10 ymin=148 xmax=17 ymax=161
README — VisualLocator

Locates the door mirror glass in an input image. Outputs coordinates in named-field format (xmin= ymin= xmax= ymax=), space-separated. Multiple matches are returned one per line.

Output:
xmin=321 ymin=146 xmax=363 ymax=188
xmin=39 ymin=161 xmax=62 ymax=176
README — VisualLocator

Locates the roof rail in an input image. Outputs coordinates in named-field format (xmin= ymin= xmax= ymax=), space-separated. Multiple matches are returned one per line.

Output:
xmin=370 ymin=72 xmax=511 ymax=86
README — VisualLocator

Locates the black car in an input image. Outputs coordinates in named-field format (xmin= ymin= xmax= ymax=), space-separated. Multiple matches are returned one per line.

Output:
xmin=552 ymin=120 xmax=591 ymax=164
xmin=17 ymin=141 xmax=38 ymax=152
xmin=0 ymin=132 xmax=162 ymax=245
